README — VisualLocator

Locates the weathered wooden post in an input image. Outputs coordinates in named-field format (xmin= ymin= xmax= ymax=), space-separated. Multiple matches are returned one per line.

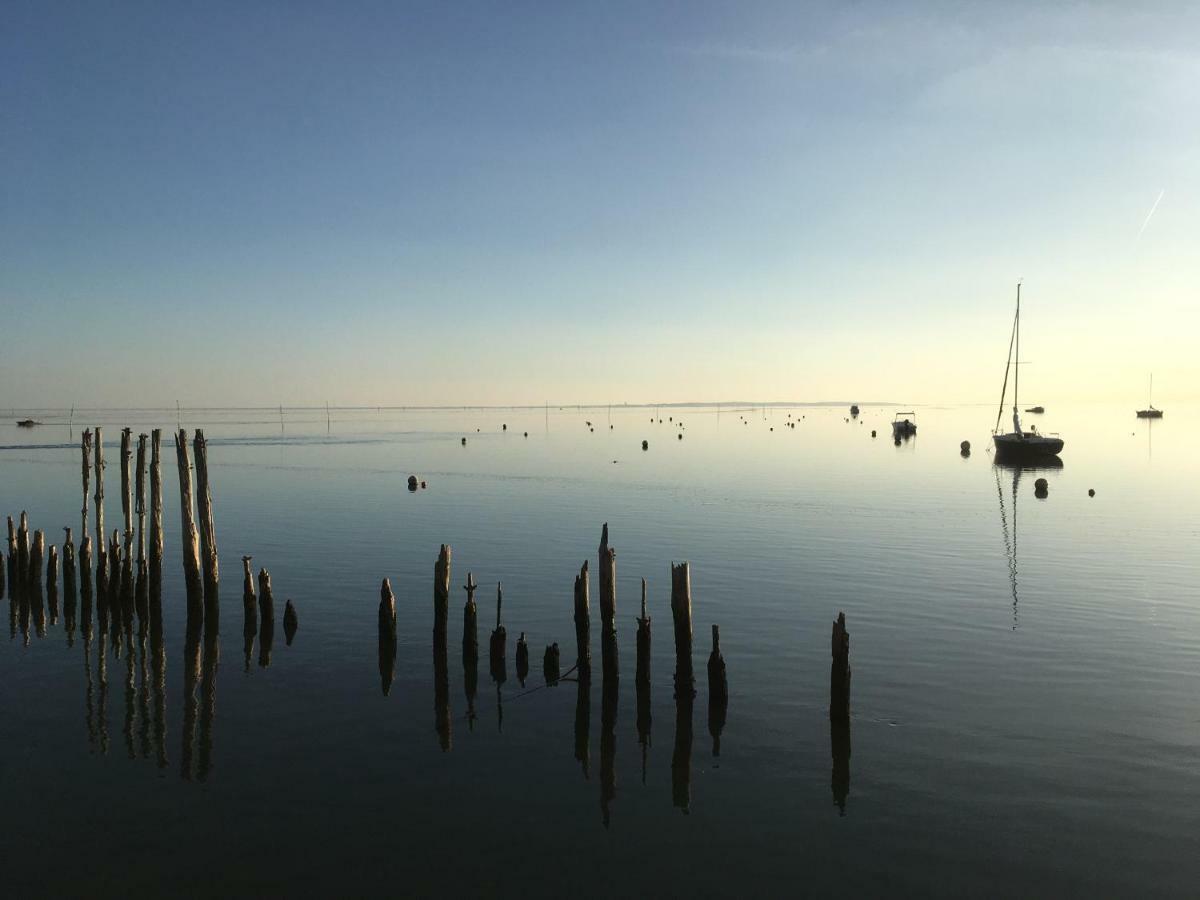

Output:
xmin=17 ymin=512 xmax=30 ymax=590
xmin=241 ymin=557 xmax=257 ymax=670
xmin=149 ymin=430 xmax=163 ymax=586
xmin=174 ymin=430 xmax=203 ymax=617
xmin=379 ymin=578 xmax=396 ymax=696
xmin=283 ymin=600 xmax=298 ymax=645
xmin=258 ymin=568 xmax=274 ymax=667
xmin=516 ymin=632 xmax=529 ymax=685
xmin=63 ymin=528 xmax=77 ymax=626
xmin=193 ymin=430 xmax=219 ymax=598
xmin=489 ymin=581 xmax=507 ymax=684
xmin=671 ymin=562 xmax=695 ymax=698
xmin=47 ymin=543 xmax=59 ymax=623
xmin=636 ymin=577 xmax=651 ymax=687
xmin=80 ymin=536 xmax=94 ymax=639
xmin=598 ymin=523 xmax=618 ymax=684
xmin=462 ymin=572 xmax=478 ymax=666
xmin=574 ymin=560 xmax=591 ymax=680
xmin=6 ymin=517 xmax=17 ymax=596
xmin=29 ymin=528 xmax=44 ymax=592
xmin=120 ymin=427 xmax=133 ymax=552
xmin=81 ymin=429 xmax=92 ymax=554
xmin=433 ymin=544 xmax=451 ymax=635
xmin=831 ymin=612 xmax=851 ymax=723
xmin=108 ymin=529 xmax=123 ymax=640
xmin=93 ymin=427 xmax=105 ymax=568
xmin=135 ymin=433 xmax=147 ymax=564
xmin=1 ymin=545 xmax=6 ymax=601
xmin=543 ymin=643 xmax=561 ymax=685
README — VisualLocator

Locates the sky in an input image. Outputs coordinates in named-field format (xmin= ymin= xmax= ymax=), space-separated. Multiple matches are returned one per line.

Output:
xmin=2 ymin=1 xmax=1197 ymax=407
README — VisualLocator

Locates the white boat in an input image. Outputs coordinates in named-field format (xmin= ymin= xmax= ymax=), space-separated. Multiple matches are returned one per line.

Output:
xmin=992 ymin=284 xmax=1063 ymax=461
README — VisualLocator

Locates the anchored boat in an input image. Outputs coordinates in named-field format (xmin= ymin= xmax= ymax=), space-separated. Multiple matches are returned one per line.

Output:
xmin=992 ymin=284 xmax=1064 ymax=462
xmin=891 ymin=411 xmax=917 ymax=438
xmin=1135 ymin=375 xmax=1163 ymax=419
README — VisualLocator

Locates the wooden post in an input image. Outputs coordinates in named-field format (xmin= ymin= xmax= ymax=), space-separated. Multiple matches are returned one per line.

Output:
xmin=81 ymin=429 xmax=92 ymax=553
xmin=489 ymin=581 xmax=506 ymax=684
xmin=543 ymin=642 xmax=561 ymax=685
xmin=135 ymin=433 xmax=147 ymax=564
xmin=670 ymin=562 xmax=695 ymax=698
xmin=462 ymin=572 xmax=478 ymax=666
xmin=258 ymin=569 xmax=274 ymax=667
xmin=174 ymin=430 xmax=203 ymax=609
xmin=574 ymin=560 xmax=590 ymax=680
xmin=433 ymin=544 xmax=451 ymax=638
xmin=80 ymin=536 xmax=94 ymax=639
xmin=379 ymin=578 xmax=397 ymax=696
xmin=636 ymin=577 xmax=651 ymax=687
xmin=707 ymin=625 xmax=727 ymax=701
xmin=241 ymin=556 xmax=257 ymax=670
xmin=17 ymin=511 xmax=30 ymax=589
xmin=29 ymin=528 xmax=44 ymax=591
xmin=516 ymin=632 xmax=529 ymax=686
xmin=120 ymin=427 xmax=133 ymax=550
xmin=93 ymin=426 xmax=105 ymax=567
xmin=193 ymin=430 xmax=219 ymax=595
xmin=149 ymin=430 xmax=163 ymax=585
xmin=47 ymin=543 xmax=59 ymax=623
xmin=63 ymin=527 xmax=77 ymax=619
xmin=4 ymin=516 xmax=13 ymax=598
xmin=108 ymin=529 xmax=123 ymax=638
xmin=830 ymin=612 xmax=851 ymax=723
xmin=598 ymin=523 xmax=618 ymax=683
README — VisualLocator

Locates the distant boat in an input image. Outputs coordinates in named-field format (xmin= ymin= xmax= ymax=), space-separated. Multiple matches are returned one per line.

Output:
xmin=849 ymin=404 xmax=860 ymax=417
xmin=891 ymin=411 xmax=917 ymax=437
xmin=16 ymin=419 xmax=41 ymax=428
xmin=1024 ymin=406 xmax=1044 ymax=414
xmin=992 ymin=284 xmax=1064 ymax=461
xmin=1135 ymin=374 xmax=1163 ymax=419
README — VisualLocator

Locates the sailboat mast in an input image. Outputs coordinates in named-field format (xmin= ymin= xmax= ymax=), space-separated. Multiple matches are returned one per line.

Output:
xmin=1014 ymin=283 xmax=1020 ymax=419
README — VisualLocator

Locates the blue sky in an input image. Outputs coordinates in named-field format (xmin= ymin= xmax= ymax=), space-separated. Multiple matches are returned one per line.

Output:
xmin=3 ymin=1 xmax=1197 ymax=406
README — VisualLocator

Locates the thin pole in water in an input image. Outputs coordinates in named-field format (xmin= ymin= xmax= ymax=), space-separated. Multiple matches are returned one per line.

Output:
xmin=176 ymin=400 xmax=181 ymax=430
xmin=279 ymin=404 xmax=284 ymax=434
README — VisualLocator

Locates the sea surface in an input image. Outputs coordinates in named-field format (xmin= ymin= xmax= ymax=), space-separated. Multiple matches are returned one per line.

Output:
xmin=1 ymin=403 xmax=1197 ymax=897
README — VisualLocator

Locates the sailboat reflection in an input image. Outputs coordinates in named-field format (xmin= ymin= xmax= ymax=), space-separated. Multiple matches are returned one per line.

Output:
xmin=995 ymin=458 xmax=1063 ymax=630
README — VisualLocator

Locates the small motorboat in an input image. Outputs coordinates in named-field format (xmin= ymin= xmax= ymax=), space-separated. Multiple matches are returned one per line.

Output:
xmin=891 ymin=411 xmax=917 ymax=437
xmin=1024 ymin=406 xmax=1044 ymax=414
xmin=16 ymin=419 xmax=42 ymax=428
xmin=992 ymin=284 xmax=1064 ymax=462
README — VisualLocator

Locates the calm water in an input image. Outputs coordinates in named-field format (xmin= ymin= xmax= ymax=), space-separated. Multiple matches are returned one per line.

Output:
xmin=2 ymin=403 xmax=1198 ymax=897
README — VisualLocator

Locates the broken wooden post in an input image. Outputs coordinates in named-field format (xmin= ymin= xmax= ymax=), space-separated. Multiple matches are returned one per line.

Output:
xmin=670 ymin=562 xmax=695 ymax=698
xmin=47 ymin=543 xmax=59 ymax=623
xmin=108 ymin=529 xmax=123 ymax=639
xmin=3 ymin=516 xmax=13 ymax=598
xmin=543 ymin=642 xmax=561 ymax=685
xmin=830 ymin=612 xmax=851 ymax=723
xmin=636 ymin=577 xmax=651 ymax=687
xmin=1 ymin=543 xmax=6 ymax=601
xmin=574 ymin=560 xmax=591 ymax=680
xmin=63 ymin=528 xmax=77 ymax=625
xmin=80 ymin=536 xmax=94 ymax=639
xmin=283 ymin=599 xmax=298 ymax=645
xmin=80 ymin=429 xmax=92 ymax=554
xmin=174 ymin=429 xmax=203 ymax=613
xmin=120 ymin=427 xmax=133 ymax=552
xmin=379 ymin=578 xmax=396 ymax=696
xmin=516 ymin=632 xmax=529 ymax=685
xmin=258 ymin=569 xmax=274 ymax=667
xmin=149 ymin=429 xmax=163 ymax=586
xmin=29 ymin=528 xmax=44 ymax=592
xmin=707 ymin=625 xmax=727 ymax=701
xmin=489 ymin=581 xmax=507 ymax=684
xmin=433 ymin=544 xmax=451 ymax=638
xmin=462 ymin=572 xmax=478 ymax=666
xmin=17 ymin=512 xmax=30 ymax=590
xmin=93 ymin=427 xmax=105 ymax=569
xmin=193 ymin=430 xmax=219 ymax=596
xmin=598 ymin=523 xmax=618 ymax=684
xmin=241 ymin=557 xmax=257 ymax=669
xmin=135 ymin=433 xmax=147 ymax=562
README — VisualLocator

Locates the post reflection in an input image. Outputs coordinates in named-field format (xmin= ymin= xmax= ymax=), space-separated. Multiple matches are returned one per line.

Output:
xmin=636 ymin=679 xmax=652 ymax=785
xmin=672 ymin=692 xmax=694 ymax=814
xmin=434 ymin=635 xmax=452 ymax=751
xmin=831 ymin=720 xmax=851 ymax=815
xmin=574 ymin=676 xmax=590 ymax=780
xmin=600 ymin=674 xmax=617 ymax=827
xmin=197 ymin=628 xmax=219 ymax=781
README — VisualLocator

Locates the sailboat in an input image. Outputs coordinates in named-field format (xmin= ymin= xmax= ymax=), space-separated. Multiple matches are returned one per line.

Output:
xmin=992 ymin=284 xmax=1064 ymax=461
xmin=1135 ymin=375 xmax=1163 ymax=419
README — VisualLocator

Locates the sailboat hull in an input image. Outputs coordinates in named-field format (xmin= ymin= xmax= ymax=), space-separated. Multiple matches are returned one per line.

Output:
xmin=993 ymin=433 xmax=1064 ymax=460
xmin=1135 ymin=409 xmax=1163 ymax=419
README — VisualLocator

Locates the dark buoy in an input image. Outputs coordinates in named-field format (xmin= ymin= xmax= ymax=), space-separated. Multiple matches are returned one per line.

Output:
xmin=1034 ymin=478 xmax=1049 ymax=498
xmin=461 ymin=437 xmax=466 ymax=446
xmin=1088 ymin=488 xmax=1095 ymax=497
xmin=642 ymin=440 xmax=648 ymax=450
xmin=871 ymin=430 xmax=877 ymax=438
xmin=960 ymin=440 xmax=971 ymax=453
xmin=677 ymin=433 xmax=683 ymax=440
xmin=407 ymin=475 xmax=419 ymax=491
xmin=523 ymin=432 xmax=528 ymax=437
xmin=420 ymin=480 xmax=427 ymax=489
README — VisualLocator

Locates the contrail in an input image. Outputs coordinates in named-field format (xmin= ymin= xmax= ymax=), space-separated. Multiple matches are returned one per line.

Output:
xmin=1137 ymin=188 xmax=1165 ymax=239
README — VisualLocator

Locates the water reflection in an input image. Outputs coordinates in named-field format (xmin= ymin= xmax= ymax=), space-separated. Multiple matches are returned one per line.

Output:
xmin=672 ymin=693 xmax=694 ymax=814
xmin=636 ymin=679 xmax=652 ymax=784
xmin=600 ymin=675 xmax=617 ymax=827
xmin=831 ymin=721 xmax=851 ymax=815
xmin=995 ymin=458 xmax=1063 ymax=629
xmin=574 ymin=676 xmax=590 ymax=779
xmin=434 ymin=635 xmax=452 ymax=751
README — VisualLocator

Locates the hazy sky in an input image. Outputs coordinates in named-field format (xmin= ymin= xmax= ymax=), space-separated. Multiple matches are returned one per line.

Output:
xmin=3 ymin=1 xmax=1197 ymax=407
